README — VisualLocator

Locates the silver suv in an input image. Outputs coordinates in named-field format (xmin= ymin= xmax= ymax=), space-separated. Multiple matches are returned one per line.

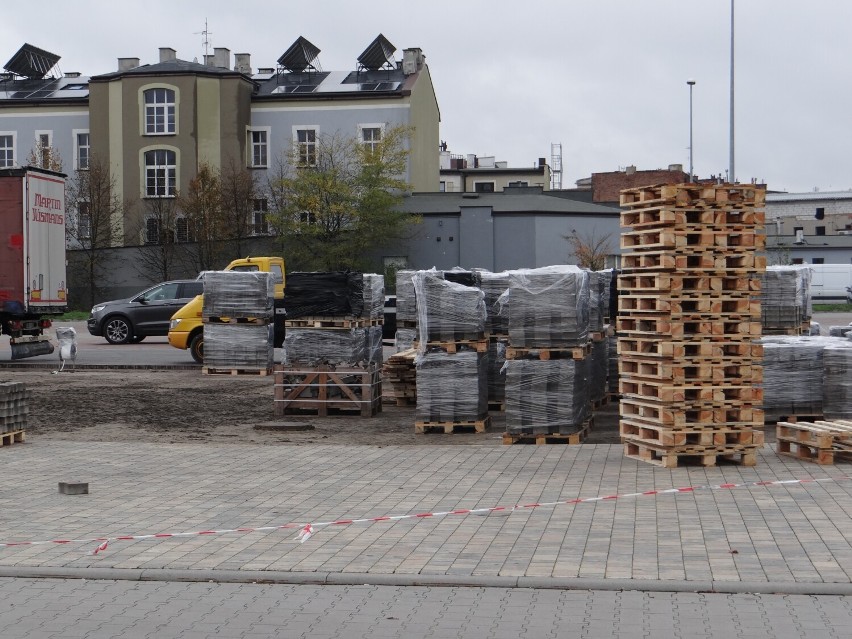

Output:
xmin=87 ymin=280 xmax=204 ymax=344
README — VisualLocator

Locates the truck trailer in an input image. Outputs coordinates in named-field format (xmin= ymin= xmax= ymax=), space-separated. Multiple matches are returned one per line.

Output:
xmin=0 ymin=166 xmax=68 ymax=359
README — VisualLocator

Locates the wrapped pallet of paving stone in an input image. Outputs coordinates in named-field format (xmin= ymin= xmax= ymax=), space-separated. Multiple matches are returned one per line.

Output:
xmin=495 ymin=265 xmax=591 ymax=348
xmin=760 ymin=266 xmax=813 ymax=330
xmin=487 ymin=338 xmax=507 ymax=405
xmin=589 ymin=338 xmax=609 ymax=404
xmin=0 ymin=381 xmax=30 ymax=434
xmin=365 ymin=325 xmax=384 ymax=366
xmin=284 ymin=271 xmax=365 ymax=318
xmin=283 ymin=327 xmax=368 ymax=366
xmin=759 ymin=336 xmax=830 ymax=419
xmin=607 ymin=335 xmax=619 ymax=397
xmin=822 ymin=343 xmax=852 ymax=420
xmin=362 ymin=273 xmax=385 ymax=320
xmin=202 ymin=271 xmax=273 ymax=319
xmin=828 ymin=325 xmax=852 ymax=338
xmin=504 ymin=358 xmax=589 ymax=434
xmin=588 ymin=270 xmax=613 ymax=334
xmin=395 ymin=269 xmax=418 ymax=323
xmin=394 ymin=327 xmax=417 ymax=352
xmin=415 ymin=348 xmax=488 ymax=423
xmin=475 ymin=269 xmax=513 ymax=336
xmin=413 ymin=270 xmax=486 ymax=345
xmin=204 ymin=323 xmax=273 ymax=369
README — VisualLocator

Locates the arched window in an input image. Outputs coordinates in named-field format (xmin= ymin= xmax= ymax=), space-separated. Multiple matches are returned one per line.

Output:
xmin=144 ymin=88 xmax=176 ymax=135
xmin=144 ymin=149 xmax=176 ymax=197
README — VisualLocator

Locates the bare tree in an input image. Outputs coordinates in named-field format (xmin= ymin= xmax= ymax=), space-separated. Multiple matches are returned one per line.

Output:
xmin=218 ymin=158 xmax=259 ymax=260
xmin=26 ymin=141 xmax=63 ymax=172
xmin=565 ymin=229 xmax=613 ymax=271
xmin=177 ymin=163 xmax=225 ymax=272
xmin=134 ymin=196 xmax=183 ymax=282
xmin=65 ymin=155 xmax=124 ymax=308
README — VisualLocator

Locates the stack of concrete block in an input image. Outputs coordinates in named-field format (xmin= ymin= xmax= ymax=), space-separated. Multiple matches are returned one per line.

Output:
xmin=0 ymin=381 xmax=29 ymax=438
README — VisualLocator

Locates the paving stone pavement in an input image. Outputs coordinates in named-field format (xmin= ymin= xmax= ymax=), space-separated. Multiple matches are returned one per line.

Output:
xmin=0 ymin=440 xmax=851 ymax=592
xmin=1 ymin=578 xmax=851 ymax=638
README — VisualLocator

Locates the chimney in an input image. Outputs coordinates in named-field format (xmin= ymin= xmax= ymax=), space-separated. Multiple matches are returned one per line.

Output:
xmin=118 ymin=57 xmax=140 ymax=71
xmin=213 ymin=47 xmax=231 ymax=70
xmin=402 ymin=48 xmax=424 ymax=75
xmin=625 ymin=165 xmax=637 ymax=175
xmin=204 ymin=54 xmax=215 ymax=66
xmin=668 ymin=163 xmax=683 ymax=172
xmin=538 ymin=157 xmax=546 ymax=167
xmin=159 ymin=47 xmax=177 ymax=63
xmin=64 ymin=72 xmax=81 ymax=78
xmin=234 ymin=53 xmax=252 ymax=75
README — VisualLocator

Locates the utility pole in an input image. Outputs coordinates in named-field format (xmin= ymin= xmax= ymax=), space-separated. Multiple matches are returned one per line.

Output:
xmin=687 ymin=79 xmax=696 ymax=181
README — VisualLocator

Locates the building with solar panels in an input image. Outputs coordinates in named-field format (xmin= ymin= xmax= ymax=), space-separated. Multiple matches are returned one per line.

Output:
xmin=0 ymin=36 xmax=439 ymax=247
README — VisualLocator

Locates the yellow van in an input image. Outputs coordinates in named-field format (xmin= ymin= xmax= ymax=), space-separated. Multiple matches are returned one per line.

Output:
xmin=168 ymin=256 xmax=286 ymax=363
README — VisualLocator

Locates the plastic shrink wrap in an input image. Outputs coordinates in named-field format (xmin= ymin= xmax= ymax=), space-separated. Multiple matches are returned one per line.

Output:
xmin=204 ymin=323 xmax=273 ymax=369
xmin=589 ymin=338 xmax=609 ymax=403
xmin=362 ymin=273 xmax=385 ymax=320
xmin=202 ymin=271 xmax=273 ymax=319
xmin=415 ymin=348 xmax=488 ymax=423
xmin=760 ymin=266 xmax=813 ymax=329
xmin=285 ymin=272 xmax=365 ymax=318
xmin=476 ymin=269 xmax=512 ymax=335
xmin=395 ymin=269 xmax=418 ymax=323
xmin=284 ymin=328 xmax=368 ymax=365
xmin=413 ymin=270 xmax=486 ymax=345
xmin=504 ymin=358 xmax=589 ymax=434
xmin=759 ymin=335 xmax=834 ymax=418
xmin=822 ymin=343 xmax=852 ymax=420
xmin=487 ymin=339 xmax=507 ymax=404
xmin=394 ymin=328 xmax=417 ymax=352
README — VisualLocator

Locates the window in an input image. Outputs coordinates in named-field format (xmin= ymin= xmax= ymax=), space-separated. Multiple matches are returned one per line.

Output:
xmin=793 ymin=226 xmax=803 ymax=235
xmin=75 ymin=131 xmax=90 ymax=170
xmin=175 ymin=216 xmax=194 ymax=243
xmin=144 ymin=88 xmax=176 ymax=135
xmin=792 ymin=258 xmax=804 ymax=264
xmin=360 ymin=125 xmax=382 ymax=154
xmin=474 ymin=182 xmax=495 ymax=193
xmin=812 ymin=257 xmax=824 ymax=264
xmin=249 ymin=129 xmax=268 ymax=168
xmin=141 ymin=282 xmax=180 ymax=302
xmin=508 ymin=181 xmax=529 ymax=187
xmin=144 ymin=217 xmax=161 ymax=244
xmin=294 ymin=127 xmax=318 ymax=166
xmin=77 ymin=202 xmax=91 ymax=240
xmin=0 ymin=133 xmax=14 ymax=168
xmin=36 ymin=132 xmax=51 ymax=168
xmin=439 ymin=181 xmax=446 ymax=192
xmin=815 ymin=226 xmax=826 ymax=236
xmin=144 ymin=149 xmax=176 ymax=197
xmin=815 ymin=207 xmax=825 ymax=220
xmin=251 ymin=198 xmax=269 ymax=235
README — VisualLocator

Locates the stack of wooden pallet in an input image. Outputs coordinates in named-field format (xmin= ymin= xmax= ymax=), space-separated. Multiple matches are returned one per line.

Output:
xmin=776 ymin=420 xmax=852 ymax=464
xmin=617 ymin=183 xmax=767 ymax=467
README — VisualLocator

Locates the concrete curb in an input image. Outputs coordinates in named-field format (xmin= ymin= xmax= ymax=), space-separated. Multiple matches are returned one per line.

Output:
xmin=1 ymin=566 xmax=851 ymax=595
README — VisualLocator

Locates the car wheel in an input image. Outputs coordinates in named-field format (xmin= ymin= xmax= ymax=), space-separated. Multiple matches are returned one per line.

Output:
xmin=189 ymin=333 xmax=204 ymax=364
xmin=104 ymin=317 xmax=132 ymax=344
xmin=128 ymin=335 xmax=146 ymax=344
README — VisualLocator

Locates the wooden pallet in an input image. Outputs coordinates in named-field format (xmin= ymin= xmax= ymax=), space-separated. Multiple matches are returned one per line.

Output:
xmin=203 ymin=316 xmax=269 ymax=325
xmin=488 ymin=400 xmax=506 ymax=412
xmin=617 ymin=337 xmax=762 ymax=360
xmin=620 ymin=228 xmax=764 ymax=252
xmin=621 ymin=250 xmax=766 ymax=273
xmin=617 ymin=273 xmax=760 ymax=295
xmin=415 ymin=416 xmax=490 ymax=434
xmin=619 ymin=378 xmax=762 ymax=404
xmin=619 ymin=295 xmax=759 ymax=316
xmin=623 ymin=440 xmax=758 ymax=468
xmin=0 ymin=430 xmax=25 ymax=446
xmin=616 ymin=316 xmax=761 ymax=340
xmin=764 ymin=414 xmax=824 ymax=425
xmin=503 ymin=418 xmax=593 ymax=445
xmin=505 ymin=343 xmax=592 ymax=361
xmin=620 ymin=398 xmax=764 ymax=428
xmin=422 ymin=338 xmax=488 ymax=354
xmin=618 ymin=359 xmax=762 ymax=384
xmin=285 ymin=316 xmax=382 ymax=329
xmin=620 ymin=420 xmax=764 ymax=447
xmin=202 ymin=366 xmax=271 ymax=376
xmin=382 ymin=348 xmax=418 ymax=406
xmin=620 ymin=206 xmax=765 ymax=230
xmin=775 ymin=420 xmax=852 ymax=464
xmin=274 ymin=365 xmax=382 ymax=417
xmin=619 ymin=183 xmax=765 ymax=209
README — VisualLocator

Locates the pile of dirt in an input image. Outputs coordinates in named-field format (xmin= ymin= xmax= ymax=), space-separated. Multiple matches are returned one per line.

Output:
xmin=1 ymin=368 xmax=624 ymax=446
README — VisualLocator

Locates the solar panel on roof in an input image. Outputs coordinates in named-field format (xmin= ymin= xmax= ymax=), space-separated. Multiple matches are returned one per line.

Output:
xmin=357 ymin=34 xmax=396 ymax=71
xmin=277 ymin=36 xmax=321 ymax=72
xmin=4 ymin=43 xmax=60 ymax=79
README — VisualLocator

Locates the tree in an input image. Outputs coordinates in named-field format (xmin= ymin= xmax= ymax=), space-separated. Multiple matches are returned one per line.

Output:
xmin=565 ymin=229 xmax=612 ymax=271
xmin=65 ymin=155 xmax=125 ymax=308
xmin=218 ymin=159 xmax=260 ymax=260
xmin=134 ymin=196 xmax=183 ymax=282
xmin=26 ymin=141 xmax=63 ymax=172
xmin=177 ymin=162 xmax=225 ymax=272
xmin=269 ymin=125 xmax=415 ymax=271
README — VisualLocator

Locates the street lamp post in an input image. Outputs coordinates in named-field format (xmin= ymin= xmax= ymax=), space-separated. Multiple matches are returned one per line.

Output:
xmin=729 ymin=0 xmax=735 ymax=183
xmin=687 ymin=79 xmax=695 ymax=181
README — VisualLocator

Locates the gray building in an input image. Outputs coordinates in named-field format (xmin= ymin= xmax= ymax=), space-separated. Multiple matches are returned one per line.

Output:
xmin=766 ymin=191 xmax=852 ymax=264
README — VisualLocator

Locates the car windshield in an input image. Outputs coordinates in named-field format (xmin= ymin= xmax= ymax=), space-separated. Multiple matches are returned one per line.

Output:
xmin=140 ymin=283 xmax=179 ymax=302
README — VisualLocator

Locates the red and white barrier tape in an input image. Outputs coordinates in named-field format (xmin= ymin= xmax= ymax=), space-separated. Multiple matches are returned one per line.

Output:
xmin=0 ymin=475 xmax=848 ymax=555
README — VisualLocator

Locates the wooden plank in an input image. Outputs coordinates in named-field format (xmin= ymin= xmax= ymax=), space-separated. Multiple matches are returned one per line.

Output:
xmin=623 ymin=440 xmax=758 ymax=468
xmin=620 ymin=420 xmax=764 ymax=447
xmin=620 ymin=206 xmax=765 ymax=230
xmin=415 ymin=416 xmax=490 ymax=434
xmin=618 ymin=358 xmax=762 ymax=384
xmin=0 ymin=430 xmax=25 ymax=446
xmin=202 ymin=367 xmax=270 ymax=376
xmin=617 ymin=337 xmax=762 ymax=360
xmin=505 ymin=344 xmax=592 ymax=361
xmin=619 ymin=398 xmax=764 ymax=428
xmin=618 ymin=378 xmax=762 ymax=404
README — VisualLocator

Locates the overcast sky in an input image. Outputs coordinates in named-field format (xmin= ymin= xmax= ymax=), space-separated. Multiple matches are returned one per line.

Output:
xmin=2 ymin=1 xmax=849 ymax=193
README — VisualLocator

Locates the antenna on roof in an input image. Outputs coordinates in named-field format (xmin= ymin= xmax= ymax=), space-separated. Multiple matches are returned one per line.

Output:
xmin=195 ymin=19 xmax=212 ymax=62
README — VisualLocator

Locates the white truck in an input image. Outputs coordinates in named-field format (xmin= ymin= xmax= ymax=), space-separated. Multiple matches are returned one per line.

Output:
xmin=0 ymin=166 xmax=68 ymax=359
xmin=808 ymin=264 xmax=852 ymax=302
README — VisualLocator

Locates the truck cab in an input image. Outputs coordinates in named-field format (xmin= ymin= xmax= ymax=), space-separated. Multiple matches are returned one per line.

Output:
xmin=168 ymin=256 xmax=285 ymax=363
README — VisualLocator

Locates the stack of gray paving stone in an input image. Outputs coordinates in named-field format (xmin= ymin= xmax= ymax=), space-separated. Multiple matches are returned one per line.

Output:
xmin=284 ymin=328 xmax=369 ymax=366
xmin=497 ymin=266 xmax=592 ymax=435
xmin=487 ymin=339 xmax=507 ymax=406
xmin=589 ymin=338 xmax=609 ymax=404
xmin=496 ymin=266 xmax=590 ymax=348
xmin=828 ymin=325 xmax=852 ymax=338
xmin=607 ymin=335 xmax=619 ymax=397
xmin=0 ymin=381 xmax=29 ymax=434
xmin=588 ymin=270 xmax=613 ymax=334
xmin=760 ymin=266 xmax=813 ymax=332
xmin=362 ymin=273 xmax=385 ymax=320
xmin=395 ymin=269 xmax=418 ymax=324
xmin=413 ymin=270 xmax=486 ymax=342
xmin=365 ymin=325 xmax=384 ymax=366
xmin=203 ymin=271 xmax=273 ymax=369
xmin=822 ymin=343 xmax=852 ymax=420
xmin=475 ymin=269 xmax=512 ymax=335
xmin=760 ymin=336 xmax=836 ymax=419
xmin=504 ymin=358 xmax=589 ymax=434
xmin=415 ymin=348 xmax=488 ymax=423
